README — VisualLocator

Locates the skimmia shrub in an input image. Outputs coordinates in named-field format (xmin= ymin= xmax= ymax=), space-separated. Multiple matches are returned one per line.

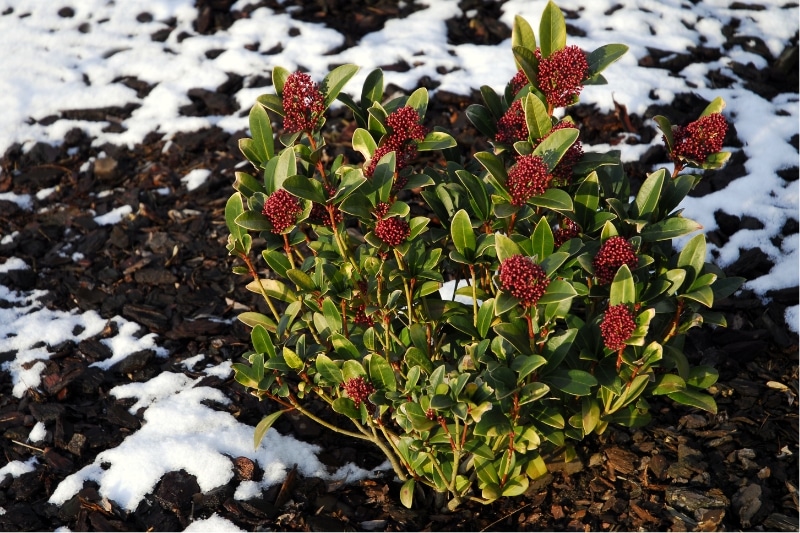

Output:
xmin=224 ymin=1 xmax=742 ymax=509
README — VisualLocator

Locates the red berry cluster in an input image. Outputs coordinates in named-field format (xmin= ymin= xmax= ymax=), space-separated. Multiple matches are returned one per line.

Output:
xmin=536 ymin=45 xmax=589 ymax=109
xmin=600 ymin=304 xmax=637 ymax=351
xmin=495 ymin=99 xmax=528 ymax=145
xmin=342 ymin=376 xmax=375 ymax=409
xmin=498 ymin=255 xmax=550 ymax=306
xmin=510 ymin=68 xmax=529 ymax=95
xmin=373 ymin=201 xmax=391 ymax=219
xmin=592 ymin=236 xmax=638 ymax=285
xmin=282 ymin=72 xmax=325 ymax=134
xmin=262 ymin=189 xmax=302 ymax=234
xmin=541 ymin=121 xmax=583 ymax=186
xmin=506 ymin=154 xmax=552 ymax=205
xmin=672 ymin=113 xmax=727 ymax=163
xmin=365 ymin=106 xmax=428 ymax=179
xmin=375 ymin=217 xmax=410 ymax=246
xmin=352 ymin=303 xmax=374 ymax=327
xmin=553 ymin=218 xmax=580 ymax=248
xmin=308 ymin=185 xmax=343 ymax=227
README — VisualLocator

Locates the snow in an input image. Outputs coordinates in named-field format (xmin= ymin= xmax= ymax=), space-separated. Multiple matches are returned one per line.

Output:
xmin=0 ymin=0 xmax=797 ymax=524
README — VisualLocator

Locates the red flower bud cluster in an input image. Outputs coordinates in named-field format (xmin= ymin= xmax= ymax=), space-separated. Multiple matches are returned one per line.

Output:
xmin=262 ymin=189 xmax=302 ymax=234
xmin=365 ymin=106 xmax=428 ymax=180
xmin=308 ymin=185 xmax=343 ymax=227
xmin=536 ymin=45 xmax=588 ymax=109
xmin=373 ymin=201 xmax=391 ymax=219
xmin=282 ymin=72 xmax=325 ymax=134
xmin=495 ymin=99 xmax=528 ymax=145
xmin=342 ymin=376 xmax=375 ymax=409
xmin=507 ymin=154 xmax=552 ymax=205
xmin=542 ymin=121 xmax=583 ymax=186
xmin=498 ymin=255 xmax=550 ymax=306
xmin=592 ymin=236 xmax=638 ymax=285
xmin=352 ymin=303 xmax=374 ymax=327
xmin=510 ymin=69 xmax=529 ymax=95
xmin=375 ymin=217 xmax=410 ymax=246
xmin=672 ymin=113 xmax=727 ymax=163
xmin=600 ymin=304 xmax=637 ymax=351
xmin=553 ymin=218 xmax=580 ymax=248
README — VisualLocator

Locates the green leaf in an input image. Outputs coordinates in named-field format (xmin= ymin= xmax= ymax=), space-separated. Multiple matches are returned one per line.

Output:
xmin=524 ymin=93 xmax=552 ymax=140
xmin=512 ymin=46 xmax=540 ymax=93
xmin=368 ymin=353 xmax=397 ymax=392
xmin=272 ymin=147 xmax=297 ymax=192
xmin=711 ymin=276 xmax=745 ymax=300
xmin=406 ymin=87 xmax=429 ymax=119
xmin=251 ymin=324 xmax=275 ymax=359
xmin=477 ymin=299 xmax=496 ymax=338
xmin=246 ymin=278 xmax=299 ymax=303
xmin=466 ymin=104 xmax=498 ymax=138
xmin=401 ymin=402 xmax=437 ymax=431
xmin=474 ymin=407 xmax=512 ymax=437
xmin=352 ymin=128 xmax=377 ymax=160
xmin=609 ymin=264 xmax=635 ymax=306
xmin=272 ymin=66 xmax=290 ymax=94
xmin=700 ymin=96 xmax=726 ymax=117
xmin=475 ymin=151 xmax=508 ymax=186
xmin=234 ymin=171 xmax=266 ymax=199
xmin=332 ymin=333 xmax=361 ymax=359
xmin=493 ymin=322 xmax=530 ymax=354
xmin=545 ymin=369 xmax=598 ymax=396
xmin=494 ymin=233 xmax=524 ymax=262
xmin=237 ymin=312 xmax=276 ymax=332
xmin=537 ymin=279 xmax=577 ymax=305
xmin=582 ymin=398 xmax=601 ymax=434
xmin=362 ymin=68 xmax=384 ymax=105
xmin=653 ymin=115 xmax=674 ymax=151
xmin=502 ymin=476 xmax=529 ymax=497
xmin=532 ymin=217 xmax=554 ymax=261
xmin=285 ymin=268 xmax=316 ymax=291
xmin=282 ymin=346 xmax=303 ymax=370
xmin=678 ymin=234 xmax=707 ymax=288
xmin=332 ymin=397 xmax=361 ymax=419
xmin=512 ymin=14 xmax=536 ymax=55
xmin=256 ymin=93 xmax=284 ymax=117
xmin=322 ymin=64 xmax=359 ymax=109
xmin=511 ymin=354 xmax=547 ymax=381
xmin=400 ymin=479 xmax=415 ymax=509
xmin=641 ymin=217 xmax=702 ymax=242
xmin=225 ymin=193 xmax=247 ymax=242
xmin=651 ymin=373 xmax=686 ymax=395
xmin=539 ymin=0 xmax=567 ymax=58
xmin=234 ymin=210 xmax=271 ymax=232
xmin=573 ymin=171 xmax=599 ymax=229
xmin=634 ymin=168 xmax=666 ymax=221
xmin=533 ymin=127 xmax=579 ymax=172
xmin=316 ymin=353 xmax=343 ymax=384
xmin=249 ymin=103 xmax=274 ymax=163
xmin=586 ymin=44 xmax=628 ymax=76
xmin=262 ymin=249 xmax=292 ymax=278
xmin=405 ymin=347 xmax=434 ymax=374
xmin=528 ymin=188 xmax=573 ymax=212
xmin=451 ymin=209 xmax=476 ymax=259
xmin=254 ymin=411 xmax=284 ymax=449
xmin=687 ymin=365 xmax=719 ymax=389
xmin=667 ymin=389 xmax=718 ymax=414
xmin=683 ymin=286 xmax=714 ymax=307
xmin=283 ymin=175 xmax=327 ymax=204
xmin=322 ymin=298 xmax=343 ymax=334
xmin=418 ymin=130 xmax=457 ymax=151
xmin=455 ymin=169 xmax=491 ymax=222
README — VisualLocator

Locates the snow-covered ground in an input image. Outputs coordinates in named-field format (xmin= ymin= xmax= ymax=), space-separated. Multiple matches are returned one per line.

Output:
xmin=0 ymin=0 xmax=797 ymax=528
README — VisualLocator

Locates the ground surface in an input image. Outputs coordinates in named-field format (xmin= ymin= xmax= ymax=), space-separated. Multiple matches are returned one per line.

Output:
xmin=0 ymin=1 xmax=798 ymax=531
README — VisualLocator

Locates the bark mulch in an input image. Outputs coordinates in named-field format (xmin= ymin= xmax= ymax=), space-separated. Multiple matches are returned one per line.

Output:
xmin=0 ymin=1 xmax=798 ymax=531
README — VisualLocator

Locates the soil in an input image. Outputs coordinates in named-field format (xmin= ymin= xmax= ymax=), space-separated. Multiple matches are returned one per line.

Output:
xmin=0 ymin=1 xmax=798 ymax=531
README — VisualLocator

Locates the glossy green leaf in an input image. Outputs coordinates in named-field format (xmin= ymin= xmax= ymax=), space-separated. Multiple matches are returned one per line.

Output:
xmin=225 ymin=193 xmax=247 ymax=242
xmin=246 ymin=278 xmax=298 ymax=302
xmin=249 ymin=103 xmax=274 ymax=163
xmin=451 ymin=209 xmax=476 ymax=259
xmin=283 ymin=175 xmax=327 ymax=204
xmin=651 ymin=373 xmax=686 ymax=395
xmin=700 ymin=96 xmax=726 ymax=117
xmin=466 ymin=104 xmax=497 ymax=138
xmin=495 ymin=233 xmax=524 ymax=262
xmin=539 ymin=0 xmax=567 ymax=58
xmin=475 ymin=151 xmax=508 ymax=186
xmin=254 ymin=411 xmax=284 ymax=449
xmin=316 ymin=353 xmax=343 ymax=384
xmin=368 ymin=353 xmax=397 ymax=392
xmin=502 ymin=476 xmax=529 ymax=497
xmin=332 ymin=397 xmax=361 ymax=419
xmin=634 ymin=168 xmax=665 ymax=220
xmin=322 ymin=64 xmax=359 ymax=109
xmin=609 ymin=264 xmax=635 ymax=306
xmin=235 ymin=211 xmax=271 ymax=232
xmin=582 ymin=398 xmax=601 ymax=434
xmin=533 ymin=127 xmax=579 ymax=172
xmin=683 ymin=285 xmax=714 ymax=307
xmin=332 ymin=333 xmax=361 ymax=360
xmin=532 ymin=217 xmax=554 ymax=261
xmin=524 ymin=93 xmax=552 ymax=140
xmin=586 ymin=44 xmax=628 ymax=76
xmin=511 ymin=354 xmax=547 ymax=381
xmin=667 ymin=389 xmax=717 ymax=414
xmin=272 ymin=66 xmax=290 ymax=93
xmin=528 ymin=188 xmax=573 ymax=212
xmin=251 ymin=324 xmax=275 ymax=359
xmin=322 ymin=298 xmax=342 ymax=334
xmin=400 ymin=479 xmax=415 ymax=509
xmin=687 ymin=365 xmax=719 ymax=389
xmin=641 ymin=217 xmax=702 ymax=242
xmin=653 ymin=115 xmax=674 ymax=151
xmin=285 ymin=268 xmax=316 ymax=291
xmin=537 ymin=279 xmax=577 ymax=305
xmin=512 ymin=14 xmax=536 ymax=55
xmin=512 ymin=46 xmax=539 ymax=92
xmin=545 ymin=369 xmax=598 ymax=396
xmin=677 ymin=234 xmax=706 ymax=287
xmin=477 ymin=299 xmax=496 ymax=338
xmin=237 ymin=312 xmax=276 ymax=332
xmin=418 ymin=130 xmax=457 ymax=151
xmin=282 ymin=346 xmax=303 ymax=370
xmin=456 ymin=169 xmax=491 ymax=221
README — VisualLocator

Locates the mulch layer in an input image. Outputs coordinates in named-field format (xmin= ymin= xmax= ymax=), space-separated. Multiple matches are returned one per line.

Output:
xmin=1 ymin=1 xmax=798 ymax=531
